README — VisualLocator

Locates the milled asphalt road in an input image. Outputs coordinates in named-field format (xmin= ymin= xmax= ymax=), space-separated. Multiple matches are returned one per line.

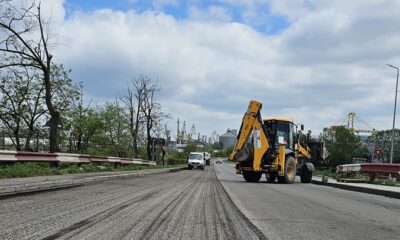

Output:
xmin=2 ymin=161 xmax=400 ymax=240
xmin=0 ymin=165 xmax=264 ymax=240
xmin=215 ymin=162 xmax=400 ymax=240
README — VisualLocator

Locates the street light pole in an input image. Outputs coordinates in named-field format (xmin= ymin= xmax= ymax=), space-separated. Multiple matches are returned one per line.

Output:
xmin=387 ymin=64 xmax=399 ymax=165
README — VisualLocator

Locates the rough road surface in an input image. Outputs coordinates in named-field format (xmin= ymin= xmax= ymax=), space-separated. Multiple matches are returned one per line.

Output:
xmin=215 ymin=162 xmax=400 ymax=240
xmin=0 ymin=166 xmax=265 ymax=240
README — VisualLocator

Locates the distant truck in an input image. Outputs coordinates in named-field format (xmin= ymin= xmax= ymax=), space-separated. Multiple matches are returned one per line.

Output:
xmin=204 ymin=152 xmax=211 ymax=165
xmin=188 ymin=152 xmax=206 ymax=170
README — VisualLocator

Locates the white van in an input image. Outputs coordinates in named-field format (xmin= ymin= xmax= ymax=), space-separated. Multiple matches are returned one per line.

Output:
xmin=188 ymin=152 xmax=205 ymax=170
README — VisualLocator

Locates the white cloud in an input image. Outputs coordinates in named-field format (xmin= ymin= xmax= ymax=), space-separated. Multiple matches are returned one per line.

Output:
xmin=37 ymin=0 xmax=66 ymax=24
xmin=49 ymin=1 xmax=400 ymax=137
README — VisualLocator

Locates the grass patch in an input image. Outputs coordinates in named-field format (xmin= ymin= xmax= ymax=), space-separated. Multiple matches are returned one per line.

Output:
xmin=338 ymin=173 xmax=368 ymax=180
xmin=0 ymin=162 xmax=186 ymax=179
xmin=314 ymin=169 xmax=338 ymax=178
xmin=371 ymin=178 xmax=400 ymax=187
xmin=0 ymin=163 xmax=54 ymax=178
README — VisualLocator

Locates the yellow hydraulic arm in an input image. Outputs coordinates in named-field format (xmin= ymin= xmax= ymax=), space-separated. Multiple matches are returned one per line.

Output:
xmin=228 ymin=100 xmax=270 ymax=172
xmin=297 ymin=141 xmax=311 ymax=159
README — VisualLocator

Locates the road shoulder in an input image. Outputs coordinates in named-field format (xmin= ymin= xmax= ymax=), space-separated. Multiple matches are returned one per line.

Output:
xmin=312 ymin=176 xmax=400 ymax=199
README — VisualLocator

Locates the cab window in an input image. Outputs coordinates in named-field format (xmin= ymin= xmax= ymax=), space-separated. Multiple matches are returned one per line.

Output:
xmin=189 ymin=154 xmax=203 ymax=160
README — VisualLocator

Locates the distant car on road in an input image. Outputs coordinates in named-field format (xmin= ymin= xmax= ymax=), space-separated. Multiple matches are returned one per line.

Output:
xmin=215 ymin=159 xmax=222 ymax=164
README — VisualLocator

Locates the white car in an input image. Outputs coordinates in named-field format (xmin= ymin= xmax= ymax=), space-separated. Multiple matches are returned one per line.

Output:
xmin=188 ymin=152 xmax=205 ymax=170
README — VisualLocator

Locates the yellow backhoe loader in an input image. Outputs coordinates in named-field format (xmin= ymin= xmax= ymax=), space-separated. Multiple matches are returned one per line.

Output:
xmin=228 ymin=100 xmax=324 ymax=184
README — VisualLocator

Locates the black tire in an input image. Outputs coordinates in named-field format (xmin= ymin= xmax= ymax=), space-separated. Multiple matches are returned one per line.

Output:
xmin=201 ymin=166 xmax=205 ymax=170
xmin=300 ymin=166 xmax=313 ymax=183
xmin=188 ymin=165 xmax=193 ymax=170
xmin=242 ymin=171 xmax=262 ymax=182
xmin=265 ymin=173 xmax=276 ymax=183
xmin=277 ymin=156 xmax=296 ymax=184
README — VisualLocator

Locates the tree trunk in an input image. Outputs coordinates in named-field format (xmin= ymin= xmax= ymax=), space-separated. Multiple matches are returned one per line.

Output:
xmin=24 ymin=131 xmax=33 ymax=151
xmin=14 ymin=129 xmax=21 ymax=151
xmin=76 ymin=133 xmax=82 ymax=152
xmin=133 ymin=130 xmax=138 ymax=157
xmin=133 ymin=105 xmax=140 ymax=157
xmin=43 ymin=65 xmax=59 ymax=153
xmin=146 ymin=126 xmax=151 ymax=160
xmin=49 ymin=112 xmax=60 ymax=153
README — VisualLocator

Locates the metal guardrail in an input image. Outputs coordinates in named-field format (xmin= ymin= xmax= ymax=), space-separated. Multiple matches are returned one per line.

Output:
xmin=360 ymin=163 xmax=400 ymax=175
xmin=337 ymin=163 xmax=400 ymax=175
xmin=0 ymin=150 xmax=156 ymax=165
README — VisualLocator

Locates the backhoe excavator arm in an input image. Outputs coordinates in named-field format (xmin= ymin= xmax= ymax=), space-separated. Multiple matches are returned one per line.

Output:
xmin=228 ymin=100 xmax=270 ymax=172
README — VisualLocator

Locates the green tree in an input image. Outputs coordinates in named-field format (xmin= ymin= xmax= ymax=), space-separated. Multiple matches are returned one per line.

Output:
xmin=184 ymin=143 xmax=198 ymax=154
xmin=322 ymin=126 xmax=369 ymax=170
xmin=0 ymin=68 xmax=28 ymax=150
xmin=99 ymin=101 xmax=131 ymax=157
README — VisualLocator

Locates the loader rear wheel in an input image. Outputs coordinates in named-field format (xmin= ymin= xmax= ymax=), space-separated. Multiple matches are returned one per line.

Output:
xmin=243 ymin=171 xmax=262 ymax=182
xmin=277 ymin=156 xmax=296 ymax=184
xmin=265 ymin=173 xmax=276 ymax=183
xmin=300 ymin=167 xmax=313 ymax=183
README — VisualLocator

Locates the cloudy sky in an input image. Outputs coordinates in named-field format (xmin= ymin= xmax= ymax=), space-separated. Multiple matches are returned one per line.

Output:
xmin=41 ymin=0 xmax=400 ymax=138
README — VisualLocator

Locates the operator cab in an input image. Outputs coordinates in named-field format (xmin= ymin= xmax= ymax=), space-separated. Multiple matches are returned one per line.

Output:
xmin=264 ymin=118 xmax=295 ymax=152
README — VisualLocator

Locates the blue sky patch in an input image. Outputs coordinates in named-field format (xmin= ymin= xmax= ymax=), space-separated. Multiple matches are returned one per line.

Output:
xmin=64 ymin=0 xmax=289 ymax=35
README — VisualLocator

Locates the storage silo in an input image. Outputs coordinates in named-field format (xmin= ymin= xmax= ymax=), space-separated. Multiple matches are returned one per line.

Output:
xmin=219 ymin=129 xmax=237 ymax=150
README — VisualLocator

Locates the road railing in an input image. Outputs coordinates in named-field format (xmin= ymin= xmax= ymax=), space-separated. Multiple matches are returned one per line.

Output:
xmin=337 ymin=163 xmax=400 ymax=181
xmin=0 ymin=150 xmax=156 ymax=166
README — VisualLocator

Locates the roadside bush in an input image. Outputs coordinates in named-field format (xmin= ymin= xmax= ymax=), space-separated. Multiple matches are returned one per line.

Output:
xmin=59 ymin=164 xmax=82 ymax=174
xmin=0 ymin=163 xmax=53 ymax=178
xmin=81 ymin=163 xmax=100 ymax=172
xmin=167 ymin=158 xmax=176 ymax=165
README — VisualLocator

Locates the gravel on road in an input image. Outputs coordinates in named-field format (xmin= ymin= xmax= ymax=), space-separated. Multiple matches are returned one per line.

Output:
xmin=0 ymin=165 xmax=265 ymax=240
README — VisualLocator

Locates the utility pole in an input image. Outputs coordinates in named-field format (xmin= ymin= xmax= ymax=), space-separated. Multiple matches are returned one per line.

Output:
xmin=387 ymin=64 xmax=399 ymax=166
xmin=372 ymin=129 xmax=375 ymax=162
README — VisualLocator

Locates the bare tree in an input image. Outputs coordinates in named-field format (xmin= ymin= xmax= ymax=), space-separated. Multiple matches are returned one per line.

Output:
xmin=120 ymin=76 xmax=149 ymax=157
xmin=0 ymin=1 xmax=60 ymax=152
xmin=121 ymin=82 xmax=136 ymax=156
xmin=140 ymin=79 xmax=169 ymax=160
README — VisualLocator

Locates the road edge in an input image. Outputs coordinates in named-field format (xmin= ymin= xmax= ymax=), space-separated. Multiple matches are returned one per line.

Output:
xmin=0 ymin=167 xmax=187 ymax=198
xmin=311 ymin=179 xmax=400 ymax=199
xmin=214 ymin=163 xmax=268 ymax=240
xmin=213 ymin=169 xmax=267 ymax=240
